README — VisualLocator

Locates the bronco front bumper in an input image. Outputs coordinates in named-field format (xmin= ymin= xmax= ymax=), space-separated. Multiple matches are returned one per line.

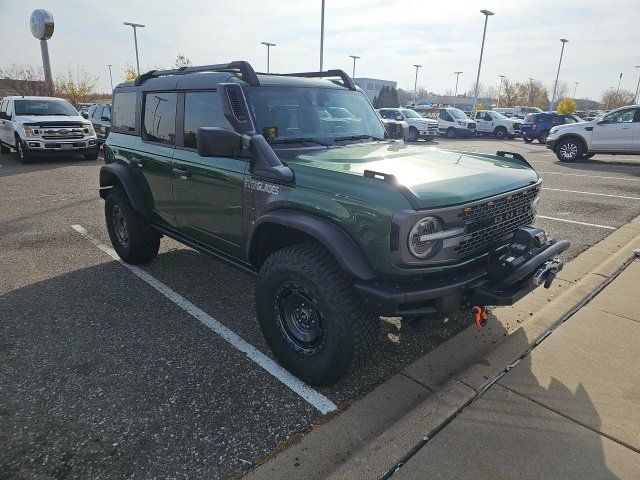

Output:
xmin=355 ymin=228 xmax=569 ymax=317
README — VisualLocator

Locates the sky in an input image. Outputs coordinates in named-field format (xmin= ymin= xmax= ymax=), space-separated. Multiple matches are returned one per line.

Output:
xmin=1 ymin=0 xmax=639 ymax=100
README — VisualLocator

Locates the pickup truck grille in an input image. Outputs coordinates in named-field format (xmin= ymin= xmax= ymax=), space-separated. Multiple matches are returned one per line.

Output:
xmin=426 ymin=123 xmax=438 ymax=134
xmin=454 ymin=186 xmax=539 ymax=257
xmin=40 ymin=127 xmax=86 ymax=139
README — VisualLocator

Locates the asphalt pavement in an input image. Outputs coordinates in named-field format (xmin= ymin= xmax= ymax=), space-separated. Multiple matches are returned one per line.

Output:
xmin=1 ymin=137 xmax=639 ymax=479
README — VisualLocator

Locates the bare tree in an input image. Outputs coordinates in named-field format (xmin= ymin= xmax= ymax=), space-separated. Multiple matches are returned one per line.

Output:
xmin=122 ymin=64 xmax=137 ymax=82
xmin=601 ymin=88 xmax=635 ymax=110
xmin=515 ymin=79 xmax=549 ymax=108
xmin=501 ymin=78 xmax=519 ymax=107
xmin=174 ymin=54 xmax=193 ymax=68
xmin=0 ymin=63 xmax=52 ymax=96
xmin=553 ymin=80 xmax=569 ymax=101
xmin=55 ymin=68 xmax=99 ymax=105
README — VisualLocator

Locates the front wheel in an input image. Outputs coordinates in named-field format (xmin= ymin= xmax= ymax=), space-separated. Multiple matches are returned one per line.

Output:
xmin=105 ymin=186 xmax=160 ymax=263
xmin=255 ymin=242 xmax=379 ymax=386
xmin=16 ymin=140 xmax=32 ymax=164
xmin=406 ymin=127 xmax=419 ymax=142
xmin=446 ymin=127 xmax=456 ymax=139
xmin=494 ymin=127 xmax=508 ymax=139
xmin=523 ymin=135 xmax=534 ymax=143
xmin=555 ymin=138 xmax=584 ymax=162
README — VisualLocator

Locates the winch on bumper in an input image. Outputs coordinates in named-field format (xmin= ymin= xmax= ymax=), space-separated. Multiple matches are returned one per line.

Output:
xmin=355 ymin=225 xmax=569 ymax=317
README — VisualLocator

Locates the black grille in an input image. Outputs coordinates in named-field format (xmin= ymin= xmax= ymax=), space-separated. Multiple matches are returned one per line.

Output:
xmin=454 ymin=186 xmax=539 ymax=257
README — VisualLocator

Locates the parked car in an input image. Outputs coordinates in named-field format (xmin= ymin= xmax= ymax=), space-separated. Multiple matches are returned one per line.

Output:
xmin=470 ymin=110 xmax=521 ymax=139
xmin=376 ymin=111 xmax=409 ymax=140
xmin=546 ymin=105 xmax=640 ymax=162
xmin=87 ymin=103 xmax=111 ymax=145
xmin=435 ymin=107 xmax=476 ymax=138
xmin=100 ymin=60 xmax=568 ymax=385
xmin=377 ymin=107 xmax=438 ymax=142
xmin=77 ymin=103 xmax=94 ymax=117
xmin=0 ymin=96 xmax=98 ymax=163
xmin=520 ymin=112 xmax=583 ymax=143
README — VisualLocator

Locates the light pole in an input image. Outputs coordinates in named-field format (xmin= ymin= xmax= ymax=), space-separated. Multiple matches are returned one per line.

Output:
xmin=30 ymin=10 xmax=55 ymax=94
xmin=528 ymin=78 xmax=534 ymax=105
xmin=413 ymin=64 xmax=422 ymax=104
xmin=550 ymin=38 xmax=569 ymax=111
xmin=319 ymin=0 xmax=325 ymax=70
xmin=473 ymin=9 xmax=494 ymax=109
xmin=573 ymin=81 xmax=579 ymax=99
xmin=616 ymin=72 xmax=623 ymax=96
xmin=349 ymin=55 xmax=360 ymax=79
xmin=453 ymin=71 xmax=463 ymax=107
xmin=123 ymin=22 xmax=145 ymax=75
xmin=261 ymin=42 xmax=276 ymax=73
xmin=107 ymin=64 xmax=113 ymax=91
xmin=497 ymin=74 xmax=505 ymax=107
xmin=635 ymin=66 xmax=640 ymax=104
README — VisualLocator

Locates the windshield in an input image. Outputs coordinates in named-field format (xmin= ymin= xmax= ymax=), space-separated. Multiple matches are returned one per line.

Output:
xmin=401 ymin=109 xmax=422 ymax=119
xmin=245 ymin=87 xmax=386 ymax=144
xmin=449 ymin=108 xmax=468 ymax=120
xmin=491 ymin=111 xmax=508 ymax=120
xmin=14 ymin=99 xmax=78 ymax=116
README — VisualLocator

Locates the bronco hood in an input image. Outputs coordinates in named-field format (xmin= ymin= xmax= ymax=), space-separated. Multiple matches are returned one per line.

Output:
xmin=290 ymin=143 xmax=539 ymax=209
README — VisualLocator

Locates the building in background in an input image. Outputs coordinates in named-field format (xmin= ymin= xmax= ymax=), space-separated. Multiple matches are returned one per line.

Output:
xmin=353 ymin=77 xmax=397 ymax=102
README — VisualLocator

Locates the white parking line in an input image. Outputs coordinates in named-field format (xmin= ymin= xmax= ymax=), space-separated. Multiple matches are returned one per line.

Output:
xmin=542 ymin=187 xmax=640 ymax=201
xmin=536 ymin=215 xmax=616 ymax=230
xmin=537 ymin=171 xmax=640 ymax=182
xmin=71 ymin=224 xmax=337 ymax=415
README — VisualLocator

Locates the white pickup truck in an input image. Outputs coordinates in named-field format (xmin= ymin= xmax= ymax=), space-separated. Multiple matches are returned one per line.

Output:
xmin=377 ymin=108 xmax=439 ymax=142
xmin=471 ymin=110 xmax=521 ymax=139
xmin=0 ymin=96 xmax=98 ymax=163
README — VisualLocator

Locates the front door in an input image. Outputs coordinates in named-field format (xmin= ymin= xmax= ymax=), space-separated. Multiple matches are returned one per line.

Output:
xmin=591 ymin=107 xmax=637 ymax=151
xmin=172 ymin=91 xmax=247 ymax=257
xmin=475 ymin=112 xmax=492 ymax=133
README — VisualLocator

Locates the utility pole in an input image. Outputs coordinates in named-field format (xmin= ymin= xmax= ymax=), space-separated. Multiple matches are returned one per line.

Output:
xmin=349 ymin=55 xmax=360 ymax=79
xmin=453 ymin=71 xmax=463 ymax=107
xmin=261 ymin=42 xmax=276 ymax=73
xmin=413 ymin=65 xmax=422 ymax=104
xmin=107 ymin=64 xmax=113 ymax=91
xmin=123 ymin=22 xmax=145 ymax=75
xmin=635 ymin=66 xmax=640 ymax=104
xmin=319 ymin=0 xmax=325 ymax=70
xmin=528 ymin=78 xmax=534 ymax=105
xmin=550 ymin=38 xmax=569 ymax=111
xmin=616 ymin=72 xmax=623 ymax=96
xmin=473 ymin=9 xmax=494 ymax=109
xmin=573 ymin=81 xmax=579 ymax=99
xmin=497 ymin=74 xmax=505 ymax=107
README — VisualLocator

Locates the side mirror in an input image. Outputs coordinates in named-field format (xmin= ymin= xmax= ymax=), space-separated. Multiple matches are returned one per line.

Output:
xmin=396 ymin=115 xmax=403 ymax=121
xmin=197 ymin=127 xmax=244 ymax=157
xmin=81 ymin=112 xmax=89 ymax=119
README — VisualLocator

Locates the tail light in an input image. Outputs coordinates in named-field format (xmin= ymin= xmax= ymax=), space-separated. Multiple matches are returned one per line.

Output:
xmin=532 ymin=124 xmax=537 ymax=129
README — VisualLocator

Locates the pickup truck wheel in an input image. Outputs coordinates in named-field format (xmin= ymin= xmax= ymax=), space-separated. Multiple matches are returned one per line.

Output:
xmin=555 ymin=138 xmax=584 ymax=162
xmin=105 ymin=186 xmax=160 ymax=264
xmin=16 ymin=140 xmax=32 ymax=164
xmin=538 ymin=130 xmax=550 ymax=143
xmin=256 ymin=242 xmax=379 ymax=386
xmin=406 ymin=127 xmax=419 ymax=142
xmin=446 ymin=127 xmax=456 ymax=139
xmin=494 ymin=126 xmax=508 ymax=139
xmin=523 ymin=135 xmax=534 ymax=143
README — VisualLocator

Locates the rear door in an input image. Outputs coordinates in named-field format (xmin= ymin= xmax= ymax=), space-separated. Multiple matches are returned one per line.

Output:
xmin=591 ymin=107 xmax=636 ymax=151
xmin=171 ymin=90 xmax=247 ymax=257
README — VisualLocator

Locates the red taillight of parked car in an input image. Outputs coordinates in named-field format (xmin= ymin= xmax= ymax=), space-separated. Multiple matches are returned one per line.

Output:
xmin=532 ymin=124 xmax=537 ymax=129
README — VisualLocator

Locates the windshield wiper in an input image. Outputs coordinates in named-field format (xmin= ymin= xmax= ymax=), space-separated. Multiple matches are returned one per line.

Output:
xmin=271 ymin=137 xmax=329 ymax=147
xmin=334 ymin=134 xmax=384 ymax=142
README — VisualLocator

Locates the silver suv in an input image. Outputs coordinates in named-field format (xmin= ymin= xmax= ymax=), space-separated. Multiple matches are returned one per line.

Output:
xmin=0 ymin=96 xmax=98 ymax=163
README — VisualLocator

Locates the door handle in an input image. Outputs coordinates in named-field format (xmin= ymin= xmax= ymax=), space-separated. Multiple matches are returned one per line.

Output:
xmin=173 ymin=167 xmax=192 ymax=179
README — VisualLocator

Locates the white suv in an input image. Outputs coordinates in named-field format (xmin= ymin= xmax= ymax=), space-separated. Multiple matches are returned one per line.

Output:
xmin=546 ymin=105 xmax=640 ymax=162
xmin=0 ymin=96 xmax=98 ymax=163
xmin=377 ymin=108 xmax=438 ymax=142
xmin=471 ymin=110 xmax=521 ymax=139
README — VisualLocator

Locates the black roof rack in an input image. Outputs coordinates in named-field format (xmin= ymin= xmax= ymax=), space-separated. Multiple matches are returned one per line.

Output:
xmin=134 ymin=61 xmax=260 ymax=86
xmin=278 ymin=70 xmax=356 ymax=90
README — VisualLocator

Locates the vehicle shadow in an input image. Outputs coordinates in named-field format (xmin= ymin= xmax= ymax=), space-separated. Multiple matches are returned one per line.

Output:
xmin=0 ymin=152 xmax=100 ymax=179
xmin=552 ymin=157 xmax=640 ymax=176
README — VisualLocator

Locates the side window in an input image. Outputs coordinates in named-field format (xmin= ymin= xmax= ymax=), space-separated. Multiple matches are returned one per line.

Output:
xmin=112 ymin=92 xmax=137 ymax=132
xmin=564 ymin=116 xmax=578 ymax=124
xmin=88 ymin=105 xmax=96 ymax=118
xmin=142 ymin=92 xmax=177 ymax=145
xmin=441 ymin=111 xmax=452 ymax=122
xmin=602 ymin=108 xmax=636 ymax=124
xmin=5 ymin=100 xmax=12 ymax=118
xmin=103 ymin=105 xmax=111 ymax=120
xmin=0 ymin=100 xmax=5 ymax=119
xmin=183 ymin=91 xmax=233 ymax=149
xmin=552 ymin=116 xmax=563 ymax=124
xmin=92 ymin=106 xmax=103 ymax=119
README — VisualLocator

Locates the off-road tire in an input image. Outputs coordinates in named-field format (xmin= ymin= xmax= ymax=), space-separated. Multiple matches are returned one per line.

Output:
xmin=494 ymin=126 xmax=508 ymax=139
xmin=538 ymin=130 xmax=550 ymax=143
xmin=523 ymin=135 xmax=534 ymax=143
xmin=105 ymin=186 xmax=160 ymax=264
xmin=406 ymin=127 xmax=420 ymax=142
xmin=16 ymin=139 xmax=32 ymax=164
xmin=0 ymin=143 xmax=10 ymax=154
xmin=446 ymin=127 xmax=456 ymax=139
xmin=256 ymin=242 xmax=379 ymax=386
xmin=555 ymin=137 xmax=584 ymax=163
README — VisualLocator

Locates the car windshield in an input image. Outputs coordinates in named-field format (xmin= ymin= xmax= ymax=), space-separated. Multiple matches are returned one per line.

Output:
xmin=245 ymin=87 xmax=386 ymax=145
xmin=14 ymin=99 xmax=77 ymax=116
xmin=449 ymin=108 xmax=468 ymax=120
xmin=401 ymin=109 xmax=422 ymax=119
xmin=491 ymin=111 xmax=509 ymax=119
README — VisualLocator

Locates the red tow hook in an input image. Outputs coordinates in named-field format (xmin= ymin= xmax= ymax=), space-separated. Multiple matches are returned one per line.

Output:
xmin=472 ymin=306 xmax=489 ymax=327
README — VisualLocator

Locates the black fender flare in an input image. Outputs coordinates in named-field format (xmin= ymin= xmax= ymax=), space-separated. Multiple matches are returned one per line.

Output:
xmin=99 ymin=163 xmax=151 ymax=218
xmin=249 ymin=210 xmax=377 ymax=281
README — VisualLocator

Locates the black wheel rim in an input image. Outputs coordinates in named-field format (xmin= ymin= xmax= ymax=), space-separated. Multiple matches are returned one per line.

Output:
xmin=112 ymin=204 xmax=129 ymax=247
xmin=274 ymin=283 xmax=324 ymax=355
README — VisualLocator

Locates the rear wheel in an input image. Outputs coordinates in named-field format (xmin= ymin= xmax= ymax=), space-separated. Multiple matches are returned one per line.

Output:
xmin=256 ymin=242 xmax=379 ymax=386
xmin=16 ymin=139 xmax=32 ymax=164
xmin=105 ymin=186 xmax=160 ymax=263
xmin=555 ymin=138 xmax=584 ymax=162
xmin=494 ymin=126 xmax=508 ymax=139
xmin=406 ymin=127 xmax=419 ymax=142
xmin=446 ymin=127 xmax=456 ymax=139
xmin=523 ymin=135 xmax=534 ymax=143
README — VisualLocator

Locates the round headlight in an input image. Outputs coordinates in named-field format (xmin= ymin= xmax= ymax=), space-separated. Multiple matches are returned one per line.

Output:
xmin=408 ymin=216 xmax=443 ymax=259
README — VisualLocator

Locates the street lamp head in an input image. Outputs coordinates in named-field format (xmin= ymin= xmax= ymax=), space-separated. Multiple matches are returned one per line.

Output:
xmin=349 ymin=55 xmax=360 ymax=60
xmin=560 ymin=38 xmax=569 ymax=43
xmin=499 ymin=74 xmax=505 ymax=78
xmin=123 ymin=22 xmax=145 ymax=28
xmin=261 ymin=42 xmax=276 ymax=47
xmin=454 ymin=71 xmax=463 ymax=74
xmin=480 ymin=9 xmax=494 ymax=16
xmin=413 ymin=64 xmax=422 ymax=68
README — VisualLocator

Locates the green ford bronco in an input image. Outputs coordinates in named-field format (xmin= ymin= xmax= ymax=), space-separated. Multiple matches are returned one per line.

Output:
xmin=100 ymin=61 xmax=568 ymax=385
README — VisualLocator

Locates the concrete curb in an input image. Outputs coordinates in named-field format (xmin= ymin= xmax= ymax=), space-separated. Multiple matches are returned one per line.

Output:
xmin=245 ymin=215 xmax=640 ymax=480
